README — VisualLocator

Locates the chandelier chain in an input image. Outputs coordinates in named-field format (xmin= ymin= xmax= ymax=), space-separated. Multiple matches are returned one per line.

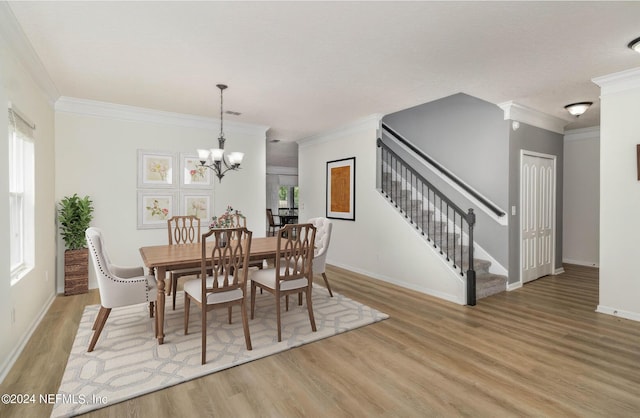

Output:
xmin=217 ymin=84 xmax=227 ymax=147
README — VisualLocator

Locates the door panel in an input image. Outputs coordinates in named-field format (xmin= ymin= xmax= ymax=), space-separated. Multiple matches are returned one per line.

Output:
xmin=521 ymin=154 xmax=555 ymax=283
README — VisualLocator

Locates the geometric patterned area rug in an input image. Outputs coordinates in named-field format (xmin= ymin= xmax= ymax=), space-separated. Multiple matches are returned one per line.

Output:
xmin=51 ymin=284 xmax=388 ymax=417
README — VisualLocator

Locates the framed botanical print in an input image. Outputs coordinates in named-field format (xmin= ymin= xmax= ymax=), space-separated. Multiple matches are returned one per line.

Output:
xmin=137 ymin=190 xmax=178 ymax=229
xmin=137 ymin=150 xmax=177 ymax=188
xmin=180 ymin=190 xmax=212 ymax=222
xmin=326 ymin=157 xmax=356 ymax=221
xmin=180 ymin=153 xmax=211 ymax=187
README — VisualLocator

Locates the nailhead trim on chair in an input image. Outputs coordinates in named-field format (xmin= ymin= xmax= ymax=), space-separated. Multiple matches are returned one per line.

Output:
xmin=87 ymin=234 xmax=152 ymax=303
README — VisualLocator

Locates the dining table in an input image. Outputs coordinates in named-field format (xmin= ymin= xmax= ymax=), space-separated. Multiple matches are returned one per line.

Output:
xmin=139 ymin=236 xmax=280 ymax=344
xmin=278 ymin=209 xmax=298 ymax=225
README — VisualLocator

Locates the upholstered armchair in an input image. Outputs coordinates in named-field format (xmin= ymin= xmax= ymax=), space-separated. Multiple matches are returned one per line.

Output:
xmin=85 ymin=227 xmax=157 ymax=352
xmin=308 ymin=217 xmax=333 ymax=296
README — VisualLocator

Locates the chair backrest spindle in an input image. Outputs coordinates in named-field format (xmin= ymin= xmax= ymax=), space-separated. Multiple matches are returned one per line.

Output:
xmin=167 ymin=216 xmax=200 ymax=245
xmin=201 ymin=227 xmax=252 ymax=296
xmin=275 ymin=223 xmax=316 ymax=282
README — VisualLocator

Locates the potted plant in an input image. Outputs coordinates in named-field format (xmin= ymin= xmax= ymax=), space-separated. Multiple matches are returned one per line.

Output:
xmin=58 ymin=194 xmax=94 ymax=295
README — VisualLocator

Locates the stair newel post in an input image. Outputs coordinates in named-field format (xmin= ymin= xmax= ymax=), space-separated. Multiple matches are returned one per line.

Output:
xmin=466 ymin=208 xmax=477 ymax=306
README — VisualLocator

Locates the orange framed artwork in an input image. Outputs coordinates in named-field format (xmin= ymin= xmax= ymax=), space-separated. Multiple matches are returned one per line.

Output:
xmin=326 ymin=157 xmax=355 ymax=220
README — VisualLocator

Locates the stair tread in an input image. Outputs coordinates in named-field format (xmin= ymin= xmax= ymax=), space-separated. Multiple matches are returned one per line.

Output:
xmin=382 ymin=187 xmax=508 ymax=301
xmin=476 ymin=273 xmax=508 ymax=299
xmin=476 ymin=273 xmax=507 ymax=284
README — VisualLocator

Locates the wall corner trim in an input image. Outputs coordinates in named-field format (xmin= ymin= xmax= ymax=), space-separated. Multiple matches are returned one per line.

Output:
xmin=564 ymin=126 xmax=600 ymax=141
xmin=497 ymin=101 xmax=569 ymax=134
xmin=54 ymin=96 xmax=270 ymax=136
xmin=593 ymin=67 xmax=640 ymax=96
xmin=0 ymin=3 xmax=60 ymax=105
xmin=266 ymin=166 xmax=298 ymax=176
xmin=0 ymin=292 xmax=56 ymax=384
xmin=596 ymin=305 xmax=640 ymax=322
xmin=297 ymin=113 xmax=383 ymax=147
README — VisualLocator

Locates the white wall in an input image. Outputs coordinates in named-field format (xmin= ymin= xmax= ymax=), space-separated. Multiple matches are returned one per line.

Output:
xmin=0 ymin=6 xmax=57 ymax=381
xmin=563 ymin=127 xmax=600 ymax=267
xmin=298 ymin=116 xmax=465 ymax=304
xmin=55 ymin=98 xmax=267 ymax=291
xmin=594 ymin=67 xmax=640 ymax=321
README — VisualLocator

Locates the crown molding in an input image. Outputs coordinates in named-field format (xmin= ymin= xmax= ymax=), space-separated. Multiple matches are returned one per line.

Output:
xmin=0 ymin=3 xmax=60 ymax=106
xmin=55 ymin=96 xmax=269 ymax=136
xmin=497 ymin=101 xmax=569 ymax=134
xmin=267 ymin=166 xmax=298 ymax=176
xmin=298 ymin=113 xmax=382 ymax=147
xmin=564 ymin=126 xmax=600 ymax=142
xmin=592 ymin=67 xmax=640 ymax=96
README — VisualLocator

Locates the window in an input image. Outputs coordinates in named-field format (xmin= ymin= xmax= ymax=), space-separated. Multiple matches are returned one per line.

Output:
xmin=278 ymin=186 xmax=299 ymax=209
xmin=8 ymin=107 xmax=35 ymax=283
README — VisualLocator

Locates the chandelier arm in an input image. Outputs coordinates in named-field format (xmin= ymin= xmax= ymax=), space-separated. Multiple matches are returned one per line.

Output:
xmin=199 ymin=159 xmax=241 ymax=182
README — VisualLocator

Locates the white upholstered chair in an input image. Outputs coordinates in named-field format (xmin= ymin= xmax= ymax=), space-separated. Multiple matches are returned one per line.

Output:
xmin=250 ymin=223 xmax=317 ymax=342
xmin=85 ymin=227 xmax=158 ymax=352
xmin=308 ymin=217 xmax=334 ymax=296
xmin=184 ymin=227 xmax=253 ymax=364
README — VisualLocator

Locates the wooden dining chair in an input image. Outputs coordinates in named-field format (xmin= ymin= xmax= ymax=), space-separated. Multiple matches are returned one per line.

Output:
xmin=184 ymin=227 xmax=253 ymax=364
xmin=167 ymin=215 xmax=202 ymax=310
xmin=286 ymin=216 xmax=334 ymax=309
xmin=266 ymin=208 xmax=283 ymax=236
xmin=217 ymin=213 xmax=265 ymax=271
xmin=250 ymin=223 xmax=317 ymax=342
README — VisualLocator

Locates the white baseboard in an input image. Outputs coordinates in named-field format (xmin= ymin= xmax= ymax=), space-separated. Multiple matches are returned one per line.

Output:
xmin=0 ymin=293 xmax=56 ymax=384
xmin=507 ymin=281 xmax=522 ymax=291
xmin=596 ymin=305 xmax=640 ymax=322
xmin=328 ymin=261 xmax=465 ymax=305
xmin=562 ymin=258 xmax=599 ymax=268
xmin=554 ymin=267 xmax=565 ymax=275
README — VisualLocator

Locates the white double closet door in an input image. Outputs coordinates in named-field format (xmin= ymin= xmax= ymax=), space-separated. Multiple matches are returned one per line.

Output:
xmin=521 ymin=151 xmax=556 ymax=284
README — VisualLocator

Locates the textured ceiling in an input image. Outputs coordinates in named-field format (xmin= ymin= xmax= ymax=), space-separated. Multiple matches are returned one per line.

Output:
xmin=7 ymin=1 xmax=640 ymax=167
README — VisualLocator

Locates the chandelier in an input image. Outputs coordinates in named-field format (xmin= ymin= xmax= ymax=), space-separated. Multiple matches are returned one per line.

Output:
xmin=197 ymin=84 xmax=244 ymax=182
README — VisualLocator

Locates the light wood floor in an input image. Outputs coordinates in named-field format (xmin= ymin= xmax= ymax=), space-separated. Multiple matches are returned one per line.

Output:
xmin=2 ymin=264 xmax=640 ymax=417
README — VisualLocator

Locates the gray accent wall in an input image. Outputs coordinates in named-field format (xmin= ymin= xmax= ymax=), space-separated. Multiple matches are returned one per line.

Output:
xmin=381 ymin=92 xmax=564 ymax=284
xmin=508 ymin=122 xmax=564 ymax=284
xmin=383 ymin=93 xmax=510 ymax=207
xmin=382 ymin=93 xmax=510 ymax=269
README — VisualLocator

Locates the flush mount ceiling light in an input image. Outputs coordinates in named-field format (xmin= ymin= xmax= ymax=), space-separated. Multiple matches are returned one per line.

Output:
xmin=628 ymin=36 xmax=640 ymax=53
xmin=564 ymin=102 xmax=593 ymax=117
xmin=197 ymin=84 xmax=244 ymax=182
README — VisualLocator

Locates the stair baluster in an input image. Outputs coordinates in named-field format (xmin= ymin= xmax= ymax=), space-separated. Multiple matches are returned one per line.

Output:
xmin=377 ymin=138 xmax=477 ymax=306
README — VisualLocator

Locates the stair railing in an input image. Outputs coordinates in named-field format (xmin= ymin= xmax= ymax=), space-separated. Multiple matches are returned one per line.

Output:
xmin=382 ymin=122 xmax=506 ymax=218
xmin=377 ymin=138 xmax=477 ymax=306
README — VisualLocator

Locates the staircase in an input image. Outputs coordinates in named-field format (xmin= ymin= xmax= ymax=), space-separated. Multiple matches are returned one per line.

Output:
xmin=381 ymin=172 xmax=507 ymax=301
xmin=376 ymin=122 xmax=510 ymax=305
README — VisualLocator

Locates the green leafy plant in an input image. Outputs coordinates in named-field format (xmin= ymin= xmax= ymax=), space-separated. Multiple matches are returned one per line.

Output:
xmin=58 ymin=194 xmax=94 ymax=250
